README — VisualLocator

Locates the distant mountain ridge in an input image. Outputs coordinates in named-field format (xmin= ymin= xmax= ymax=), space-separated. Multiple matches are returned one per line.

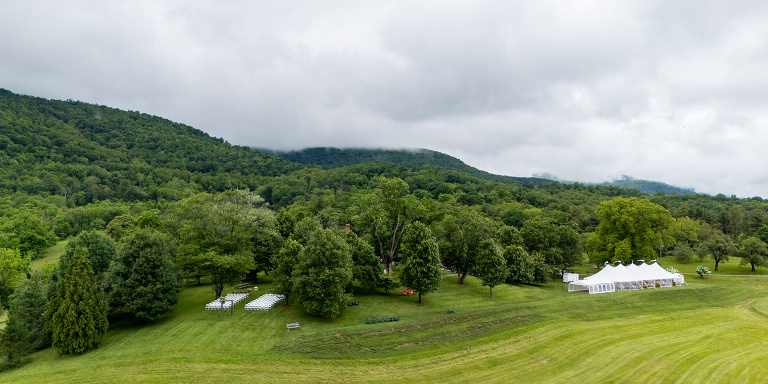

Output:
xmin=276 ymin=148 xmax=697 ymax=196
xmin=270 ymin=147 xmax=550 ymax=186
xmin=535 ymin=173 xmax=697 ymax=196
xmin=599 ymin=175 xmax=697 ymax=196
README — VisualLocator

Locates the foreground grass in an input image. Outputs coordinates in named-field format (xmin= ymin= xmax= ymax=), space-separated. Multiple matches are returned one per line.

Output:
xmin=2 ymin=273 xmax=767 ymax=383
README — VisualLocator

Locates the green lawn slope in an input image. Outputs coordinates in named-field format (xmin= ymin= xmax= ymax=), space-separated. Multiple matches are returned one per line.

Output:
xmin=2 ymin=270 xmax=768 ymax=383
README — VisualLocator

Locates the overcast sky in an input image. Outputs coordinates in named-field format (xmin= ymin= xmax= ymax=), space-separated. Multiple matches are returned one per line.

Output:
xmin=3 ymin=1 xmax=768 ymax=197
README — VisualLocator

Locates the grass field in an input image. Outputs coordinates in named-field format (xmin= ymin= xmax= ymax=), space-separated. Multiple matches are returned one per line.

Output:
xmin=2 ymin=266 xmax=768 ymax=383
xmin=29 ymin=239 xmax=68 ymax=273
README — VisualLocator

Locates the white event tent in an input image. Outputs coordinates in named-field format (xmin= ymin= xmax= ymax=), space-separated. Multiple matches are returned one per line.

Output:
xmin=568 ymin=261 xmax=685 ymax=294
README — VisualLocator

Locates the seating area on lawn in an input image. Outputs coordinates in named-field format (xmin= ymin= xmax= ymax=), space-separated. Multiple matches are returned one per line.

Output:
xmin=204 ymin=292 xmax=250 ymax=310
xmin=244 ymin=293 xmax=285 ymax=311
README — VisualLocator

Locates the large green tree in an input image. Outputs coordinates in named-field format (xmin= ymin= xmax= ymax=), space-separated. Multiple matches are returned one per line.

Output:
xmin=62 ymin=230 xmax=116 ymax=283
xmin=353 ymin=177 xmax=425 ymax=273
xmin=587 ymin=197 xmax=675 ymax=265
xmin=272 ymin=239 xmax=303 ymax=304
xmin=104 ymin=229 xmax=179 ymax=322
xmin=696 ymin=231 xmax=735 ymax=272
xmin=174 ymin=190 xmax=273 ymax=296
xmin=293 ymin=228 xmax=353 ymax=318
xmin=399 ymin=222 xmax=442 ymax=303
xmin=49 ymin=247 xmax=108 ymax=355
xmin=503 ymin=245 xmax=549 ymax=285
xmin=0 ymin=248 xmax=30 ymax=306
xmin=0 ymin=273 xmax=48 ymax=368
xmin=521 ymin=214 xmax=582 ymax=269
xmin=346 ymin=231 xmax=381 ymax=290
xmin=436 ymin=207 xmax=495 ymax=284
xmin=474 ymin=239 xmax=507 ymax=297
xmin=738 ymin=236 xmax=768 ymax=272
xmin=3 ymin=212 xmax=58 ymax=258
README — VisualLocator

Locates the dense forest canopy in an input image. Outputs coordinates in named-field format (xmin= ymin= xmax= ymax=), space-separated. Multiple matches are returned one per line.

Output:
xmin=1 ymin=88 xmax=767 ymax=256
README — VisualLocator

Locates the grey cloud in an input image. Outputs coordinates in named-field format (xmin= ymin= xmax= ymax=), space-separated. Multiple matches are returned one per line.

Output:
xmin=3 ymin=1 xmax=768 ymax=196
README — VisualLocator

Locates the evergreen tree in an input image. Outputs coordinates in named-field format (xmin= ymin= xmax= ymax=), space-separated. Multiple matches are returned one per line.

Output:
xmin=293 ymin=229 xmax=352 ymax=318
xmin=104 ymin=229 xmax=179 ymax=321
xmin=399 ymin=222 xmax=442 ymax=303
xmin=62 ymin=230 xmax=116 ymax=283
xmin=0 ymin=273 xmax=48 ymax=369
xmin=49 ymin=246 xmax=108 ymax=355
xmin=474 ymin=239 xmax=507 ymax=297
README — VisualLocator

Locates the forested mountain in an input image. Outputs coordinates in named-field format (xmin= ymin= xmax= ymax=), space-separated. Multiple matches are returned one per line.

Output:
xmin=272 ymin=147 xmax=549 ymax=186
xmin=0 ymin=88 xmax=300 ymax=204
xmin=536 ymin=173 xmax=697 ymax=196
xmin=598 ymin=175 xmax=696 ymax=196
xmin=0 ymin=88 xmax=766 ymax=272
xmin=1 ymin=87 xmax=765 ymax=239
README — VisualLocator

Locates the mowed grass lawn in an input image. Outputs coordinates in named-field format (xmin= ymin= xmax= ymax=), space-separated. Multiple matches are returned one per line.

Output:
xmin=2 ymin=271 xmax=768 ymax=383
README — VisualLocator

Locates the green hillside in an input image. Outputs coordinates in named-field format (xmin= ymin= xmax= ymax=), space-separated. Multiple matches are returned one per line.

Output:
xmin=0 ymin=88 xmax=299 ymax=205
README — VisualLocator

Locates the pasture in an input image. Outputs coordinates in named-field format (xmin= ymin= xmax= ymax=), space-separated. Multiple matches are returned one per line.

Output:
xmin=1 ymin=267 xmax=767 ymax=383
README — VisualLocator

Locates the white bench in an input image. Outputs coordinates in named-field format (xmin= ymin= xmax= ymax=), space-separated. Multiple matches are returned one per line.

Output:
xmin=287 ymin=322 xmax=300 ymax=331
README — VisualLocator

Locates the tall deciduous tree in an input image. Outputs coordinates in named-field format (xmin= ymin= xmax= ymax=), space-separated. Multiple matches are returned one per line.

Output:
xmin=474 ymin=239 xmax=507 ymax=297
xmin=504 ymin=245 xmax=549 ymax=285
xmin=587 ymin=197 xmax=675 ymax=265
xmin=738 ymin=236 xmax=768 ymax=272
xmin=399 ymin=222 xmax=442 ymax=303
xmin=104 ymin=229 xmax=179 ymax=322
xmin=346 ymin=231 xmax=381 ymax=290
xmin=697 ymin=231 xmax=735 ymax=272
xmin=521 ymin=214 xmax=582 ymax=269
xmin=174 ymin=190 xmax=273 ymax=295
xmin=437 ymin=207 xmax=495 ymax=284
xmin=272 ymin=239 xmax=302 ymax=304
xmin=49 ymin=247 xmax=108 ymax=355
xmin=353 ymin=177 xmax=425 ymax=273
xmin=293 ymin=229 xmax=352 ymax=318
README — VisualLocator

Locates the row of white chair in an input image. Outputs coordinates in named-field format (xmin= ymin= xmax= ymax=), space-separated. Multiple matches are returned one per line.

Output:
xmin=204 ymin=291 xmax=253 ymax=310
xmin=205 ymin=301 xmax=233 ymax=310
xmin=244 ymin=294 xmax=285 ymax=311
